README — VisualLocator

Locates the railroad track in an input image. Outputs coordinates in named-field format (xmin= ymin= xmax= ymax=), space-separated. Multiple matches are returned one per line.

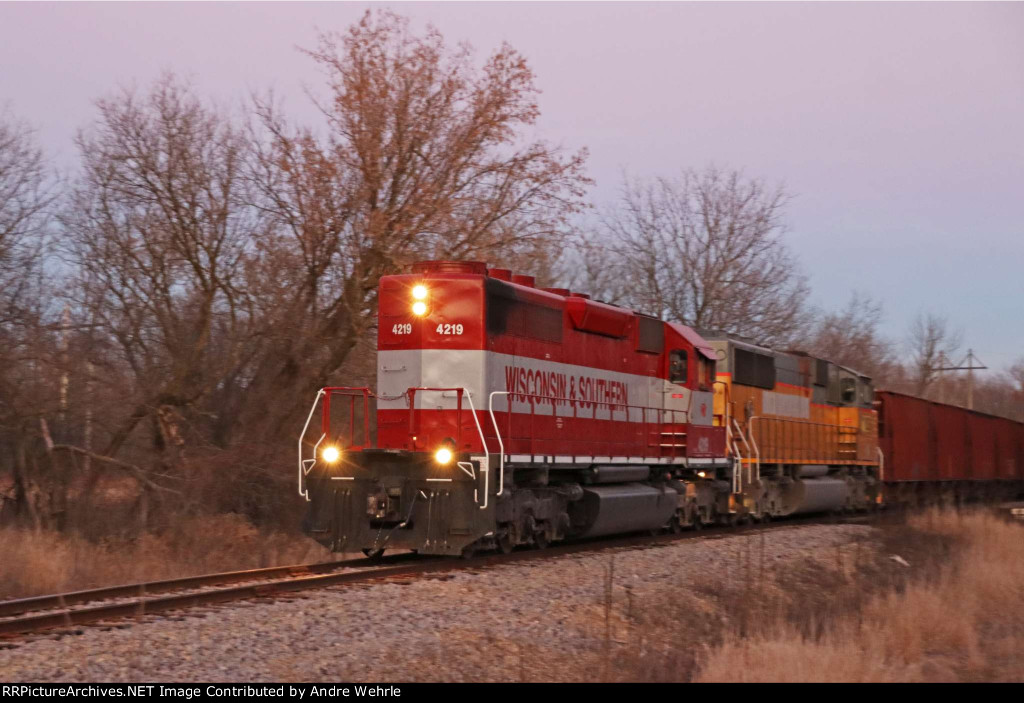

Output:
xmin=0 ymin=514 xmax=871 ymax=640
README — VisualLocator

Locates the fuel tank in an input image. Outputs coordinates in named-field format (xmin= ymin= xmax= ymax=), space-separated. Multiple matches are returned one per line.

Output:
xmin=571 ymin=483 xmax=679 ymax=538
xmin=786 ymin=477 xmax=849 ymax=515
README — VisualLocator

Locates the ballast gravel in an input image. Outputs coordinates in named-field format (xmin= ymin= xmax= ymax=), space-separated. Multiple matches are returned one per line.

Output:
xmin=0 ymin=524 xmax=875 ymax=682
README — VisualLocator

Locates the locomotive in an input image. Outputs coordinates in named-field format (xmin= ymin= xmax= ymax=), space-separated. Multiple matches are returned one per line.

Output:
xmin=298 ymin=260 xmax=888 ymax=557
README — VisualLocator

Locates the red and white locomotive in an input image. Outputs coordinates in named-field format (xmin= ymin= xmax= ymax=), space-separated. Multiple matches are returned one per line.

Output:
xmin=299 ymin=260 xmax=736 ymax=556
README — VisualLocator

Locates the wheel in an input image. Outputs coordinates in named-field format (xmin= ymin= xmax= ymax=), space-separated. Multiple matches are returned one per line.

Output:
xmin=460 ymin=544 xmax=477 ymax=560
xmin=497 ymin=529 xmax=515 ymax=555
xmin=533 ymin=528 xmax=550 ymax=549
xmin=362 ymin=548 xmax=385 ymax=560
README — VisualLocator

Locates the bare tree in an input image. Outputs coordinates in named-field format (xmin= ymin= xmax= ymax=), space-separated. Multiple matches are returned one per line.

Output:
xmin=0 ymin=109 xmax=56 ymax=526
xmin=0 ymin=108 xmax=52 ymax=322
xmin=554 ymin=233 xmax=633 ymax=305
xmin=907 ymin=312 xmax=963 ymax=397
xmin=591 ymin=167 xmax=809 ymax=346
xmin=1009 ymin=358 xmax=1024 ymax=394
xmin=244 ymin=9 xmax=590 ymax=434
xmin=0 ymin=13 xmax=589 ymax=532
xmin=61 ymin=75 xmax=259 ymax=487
xmin=803 ymin=292 xmax=900 ymax=385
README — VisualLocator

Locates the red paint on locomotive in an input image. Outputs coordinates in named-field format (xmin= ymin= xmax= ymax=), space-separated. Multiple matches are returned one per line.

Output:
xmin=372 ymin=261 xmax=725 ymax=461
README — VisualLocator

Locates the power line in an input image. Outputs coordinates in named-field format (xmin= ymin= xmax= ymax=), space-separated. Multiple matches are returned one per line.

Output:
xmin=935 ymin=349 xmax=988 ymax=410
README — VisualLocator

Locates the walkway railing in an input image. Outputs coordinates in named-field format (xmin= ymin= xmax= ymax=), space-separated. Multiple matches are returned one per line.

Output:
xmin=298 ymin=386 xmax=494 ymax=508
xmin=747 ymin=415 xmax=872 ymax=467
xmin=484 ymin=390 xmax=691 ymax=462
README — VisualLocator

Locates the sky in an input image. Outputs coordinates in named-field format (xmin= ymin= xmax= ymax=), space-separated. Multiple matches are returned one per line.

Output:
xmin=2 ymin=1 xmax=1022 ymax=375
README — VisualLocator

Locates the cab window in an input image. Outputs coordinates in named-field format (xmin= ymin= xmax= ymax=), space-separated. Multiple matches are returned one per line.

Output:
xmin=859 ymin=379 xmax=874 ymax=406
xmin=840 ymin=377 xmax=857 ymax=404
xmin=669 ymin=350 xmax=688 ymax=384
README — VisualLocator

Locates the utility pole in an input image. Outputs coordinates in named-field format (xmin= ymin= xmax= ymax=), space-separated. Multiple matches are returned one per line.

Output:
xmin=84 ymin=361 xmax=93 ymax=472
xmin=936 ymin=351 xmax=947 ymax=404
xmin=59 ymin=304 xmax=70 ymax=425
xmin=935 ymin=349 xmax=988 ymax=410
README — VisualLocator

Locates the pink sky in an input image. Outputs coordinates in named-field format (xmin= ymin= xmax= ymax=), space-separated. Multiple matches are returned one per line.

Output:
xmin=2 ymin=2 xmax=1022 ymax=372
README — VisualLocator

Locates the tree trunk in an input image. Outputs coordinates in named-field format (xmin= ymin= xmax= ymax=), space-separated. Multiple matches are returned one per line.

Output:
xmin=12 ymin=436 xmax=42 ymax=531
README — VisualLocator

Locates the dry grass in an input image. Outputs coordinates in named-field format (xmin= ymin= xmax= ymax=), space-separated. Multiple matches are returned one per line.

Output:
xmin=0 ymin=514 xmax=333 ymax=599
xmin=474 ymin=511 xmax=1023 ymax=683
xmin=5 ymin=508 xmax=1020 ymax=683
xmin=692 ymin=510 xmax=1024 ymax=682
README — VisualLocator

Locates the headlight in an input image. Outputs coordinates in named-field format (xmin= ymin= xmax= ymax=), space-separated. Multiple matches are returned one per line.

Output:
xmin=411 ymin=301 xmax=428 ymax=316
xmin=322 ymin=446 xmax=341 ymax=463
xmin=412 ymin=284 xmax=428 ymax=300
xmin=434 ymin=447 xmax=453 ymax=465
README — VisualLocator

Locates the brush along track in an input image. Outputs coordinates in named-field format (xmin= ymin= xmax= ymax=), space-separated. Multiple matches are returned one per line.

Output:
xmin=0 ymin=514 xmax=871 ymax=639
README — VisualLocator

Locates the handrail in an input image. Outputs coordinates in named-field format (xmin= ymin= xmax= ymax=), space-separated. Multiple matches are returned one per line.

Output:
xmin=398 ymin=386 xmax=494 ymax=510
xmin=748 ymin=415 xmax=875 ymax=467
xmin=490 ymin=391 xmax=687 ymax=420
xmin=732 ymin=417 xmax=755 ymax=482
xmin=730 ymin=431 xmax=745 ymax=493
xmin=320 ymin=386 xmax=372 ymax=448
xmin=877 ymin=446 xmax=884 ymax=482
xmin=456 ymin=389 xmax=491 ymax=510
xmin=306 ymin=385 xmax=494 ymax=510
xmin=741 ymin=417 xmax=760 ymax=481
xmin=488 ymin=392 xmax=509 ymax=498
xmin=484 ymin=389 xmax=692 ymax=461
xmin=406 ymin=386 xmax=471 ymax=448
xmin=298 ymin=389 xmax=326 ymax=501
xmin=301 ymin=383 xmax=722 ymax=508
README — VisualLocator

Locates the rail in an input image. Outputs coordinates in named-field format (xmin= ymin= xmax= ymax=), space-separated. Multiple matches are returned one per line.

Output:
xmin=0 ymin=556 xmax=375 ymax=619
xmin=1 ymin=517 xmax=859 ymax=639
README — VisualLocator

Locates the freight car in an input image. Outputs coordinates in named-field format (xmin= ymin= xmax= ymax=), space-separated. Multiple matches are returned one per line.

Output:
xmin=297 ymin=261 xmax=878 ymax=557
xmin=876 ymin=391 xmax=1024 ymax=504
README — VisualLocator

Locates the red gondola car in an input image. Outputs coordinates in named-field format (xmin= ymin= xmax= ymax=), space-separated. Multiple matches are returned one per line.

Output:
xmin=876 ymin=390 xmax=1024 ymax=502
